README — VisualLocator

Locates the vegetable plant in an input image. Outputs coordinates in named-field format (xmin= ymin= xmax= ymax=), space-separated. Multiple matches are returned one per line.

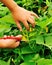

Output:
xmin=0 ymin=0 xmax=52 ymax=65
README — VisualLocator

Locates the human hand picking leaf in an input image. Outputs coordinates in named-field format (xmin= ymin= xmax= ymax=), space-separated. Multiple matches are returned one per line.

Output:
xmin=0 ymin=0 xmax=39 ymax=48
xmin=0 ymin=35 xmax=22 ymax=48
xmin=0 ymin=0 xmax=39 ymax=31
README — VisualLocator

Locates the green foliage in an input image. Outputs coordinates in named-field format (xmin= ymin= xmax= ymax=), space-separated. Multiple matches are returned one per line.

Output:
xmin=0 ymin=60 xmax=8 ymax=65
xmin=0 ymin=3 xmax=10 ymax=17
xmin=0 ymin=0 xmax=52 ymax=65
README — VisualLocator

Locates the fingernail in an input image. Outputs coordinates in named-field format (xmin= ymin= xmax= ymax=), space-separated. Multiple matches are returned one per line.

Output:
xmin=4 ymin=35 xmax=7 ymax=37
xmin=32 ymin=24 xmax=35 ymax=27
xmin=27 ymin=27 xmax=30 ymax=31
xmin=16 ymin=35 xmax=22 ymax=37
xmin=7 ymin=36 xmax=10 ymax=37
xmin=20 ymin=29 xmax=22 ymax=31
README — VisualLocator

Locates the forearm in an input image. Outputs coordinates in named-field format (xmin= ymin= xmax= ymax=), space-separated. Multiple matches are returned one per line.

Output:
xmin=0 ymin=0 xmax=19 ymax=12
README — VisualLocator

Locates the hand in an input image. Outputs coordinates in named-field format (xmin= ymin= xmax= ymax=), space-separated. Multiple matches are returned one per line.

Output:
xmin=0 ymin=35 xmax=22 ymax=48
xmin=12 ymin=6 xmax=39 ymax=31
xmin=0 ymin=0 xmax=39 ymax=31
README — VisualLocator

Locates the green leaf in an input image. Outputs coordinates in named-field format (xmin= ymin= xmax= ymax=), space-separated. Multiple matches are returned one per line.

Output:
xmin=20 ymin=62 xmax=36 ymax=65
xmin=0 ymin=60 xmax=8 ymax=65
xmin=37 ymin=17 xmax=52 ymax=28
xmin=0 ymin=6 xmax=10 ymax=17
xmin=46 ymin=0 xmax=50 ymax=6
xmin=35 ymin=34 xmax=52 ymax=49
xmin=23 ymin=54 xmax=35 ymax=62
xmin=48 ymin=3 xmax=52 ymax=16
xmin=23 ymin=54 xmax=40 ymax=62
xmin=36 ymin=35 xmax=44 ymax=44
xmin=7 ymin=58 xmax=11 ymax=65
xmin=37 ymin=58 xmax=52 ymax=65
xmin=0 ymin=24 xmax=11 ymax=33
xmin=21 ymin=45 xmax=34 ymax=54
xmin=45 ymin=35 xmax=52 ymax=48
xmin=0 ymin=14 xmax=15 ymax=24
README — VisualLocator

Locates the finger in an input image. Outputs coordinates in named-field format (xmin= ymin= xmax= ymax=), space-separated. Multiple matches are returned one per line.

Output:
xmin=0 ymin=39 xmax=16 ymax=48
xmin=28 ymin=17 xmax=35 ymax=27
xmin=16 ymin=21 xmax=22 ymax=31
xmin=22 ymin=21 xmax=30 ymax=30
xmin=16 ymin=35 xmax=22 ymax=39
xmin=8 ymin=41 xmax=20 ymax=48
xmin=30 ymin=12 xmax=39 ymax=18
xmin=30 ymin=16 xmax=34 ymax=21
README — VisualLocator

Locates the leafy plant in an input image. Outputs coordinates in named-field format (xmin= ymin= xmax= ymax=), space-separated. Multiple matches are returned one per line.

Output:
xmin=0 ymin=0 xmax=52 ymax=65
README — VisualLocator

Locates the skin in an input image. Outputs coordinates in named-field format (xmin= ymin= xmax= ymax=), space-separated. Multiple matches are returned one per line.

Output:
xmin=0 ymin=0 xmax=39 ymax=48
xmin=0 ymin=35 xmax=22 ymax=48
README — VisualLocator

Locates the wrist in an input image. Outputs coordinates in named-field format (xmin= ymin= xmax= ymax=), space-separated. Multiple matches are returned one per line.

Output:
xmin=11 ymin=4 xmax=19 ymax=12
xmin=0 ymin=0 xmax=19 ymax=12
xmin=9 ymin=0 xmax=18 ymax=12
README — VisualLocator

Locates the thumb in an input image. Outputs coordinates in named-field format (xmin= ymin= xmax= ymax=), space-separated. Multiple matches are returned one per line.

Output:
xmin=7 ymin=41 xmax=20 ymax=48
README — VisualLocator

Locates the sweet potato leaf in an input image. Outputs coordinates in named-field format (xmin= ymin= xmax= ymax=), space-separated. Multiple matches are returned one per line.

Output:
xmin=36 ymin=35 xmax=44 ymax=44
xmin=37 ymin=58 xmax=52 ymax=65
xmin=20 ymin=62 xmax=36 ymax=65
xmin=0 ymin=14 xmax=15 ymax=24
xmin=0 ymin=60 xmax=8 ymax=65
